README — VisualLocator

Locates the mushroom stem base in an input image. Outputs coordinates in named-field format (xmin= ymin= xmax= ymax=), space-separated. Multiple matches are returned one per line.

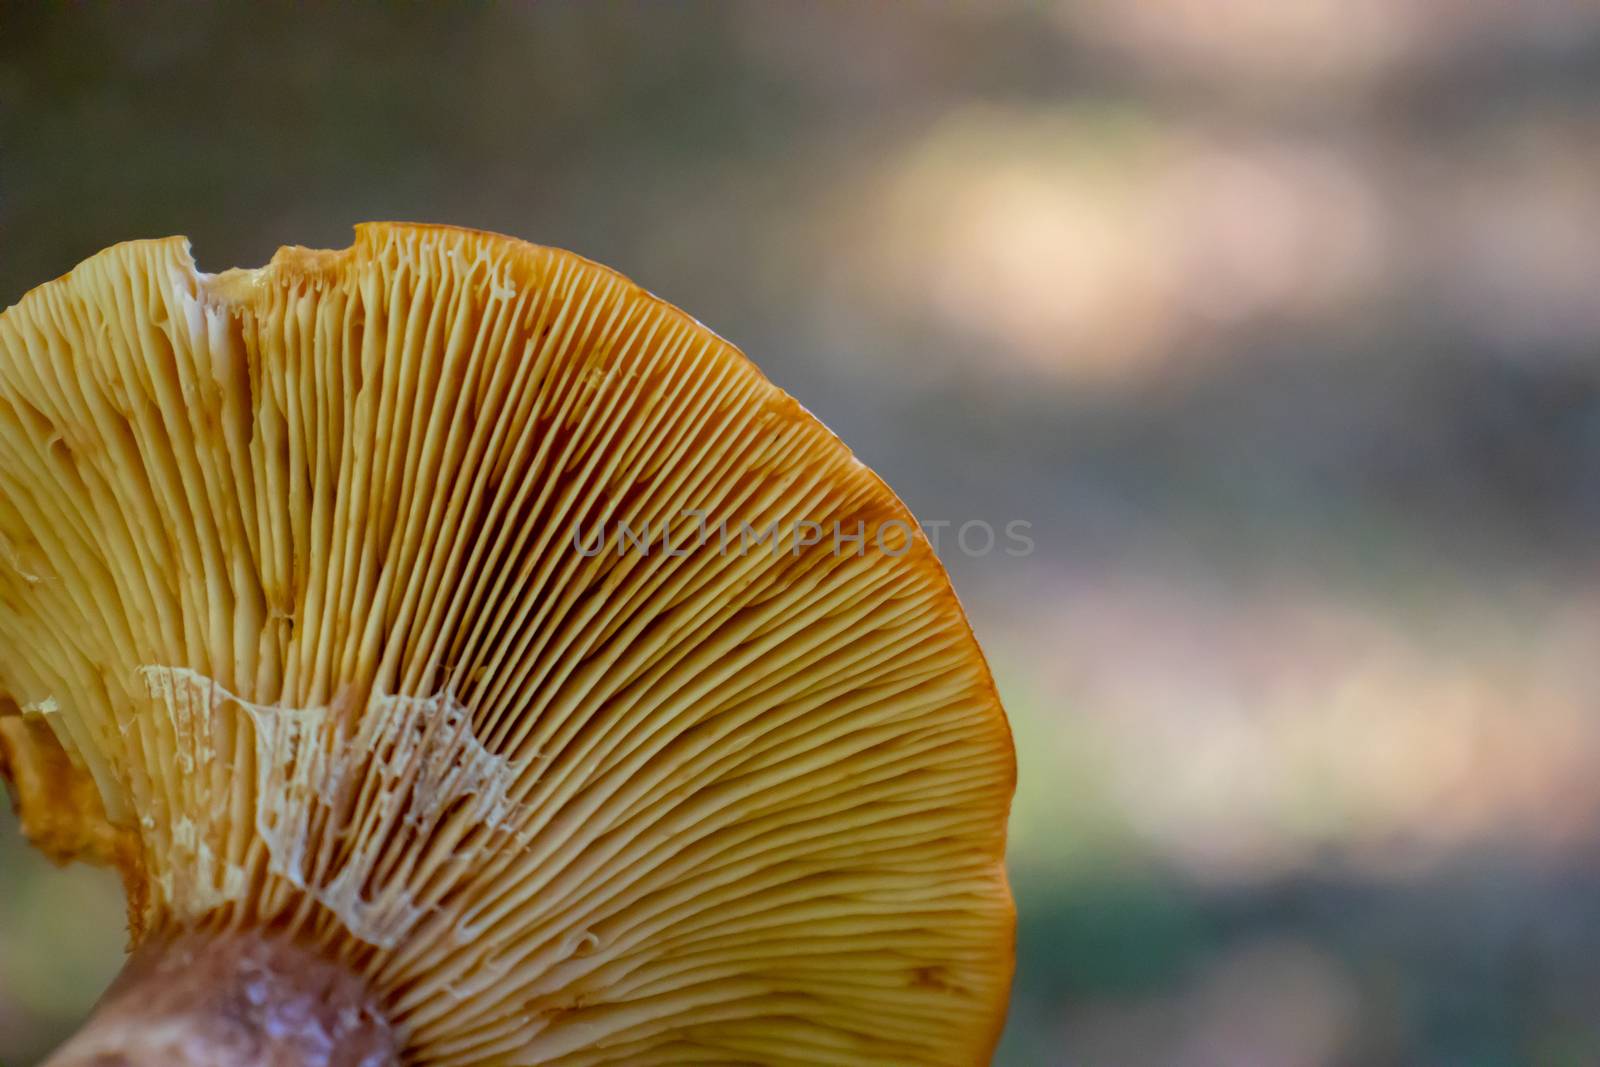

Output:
xmin=41 ymin=928 xmax=398 ymax=1067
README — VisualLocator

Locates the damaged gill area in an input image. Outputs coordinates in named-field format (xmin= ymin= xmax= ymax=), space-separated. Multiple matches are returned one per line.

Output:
xmin=137 ymin=665 xmax=524 ymax=948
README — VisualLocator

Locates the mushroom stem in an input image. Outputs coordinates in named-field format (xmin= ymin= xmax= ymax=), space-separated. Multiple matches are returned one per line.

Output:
xmin=42 ymin=928 xmax=397 ymax=1067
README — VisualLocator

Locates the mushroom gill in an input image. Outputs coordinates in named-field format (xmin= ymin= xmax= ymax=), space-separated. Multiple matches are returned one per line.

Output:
xmin=0 ymin=223 xmax=1016 ymax=1066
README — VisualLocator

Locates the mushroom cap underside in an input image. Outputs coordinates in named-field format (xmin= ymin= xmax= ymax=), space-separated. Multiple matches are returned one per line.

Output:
xmin=0 ymin=223 xmax=1016 ymax=1065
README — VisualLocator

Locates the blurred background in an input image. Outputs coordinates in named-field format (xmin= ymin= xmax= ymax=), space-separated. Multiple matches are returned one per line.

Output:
xmin=3 ymin=3 xmax=1600 ymax=1064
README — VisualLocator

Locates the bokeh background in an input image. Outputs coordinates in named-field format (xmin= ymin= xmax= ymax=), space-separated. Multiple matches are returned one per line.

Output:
xmin=4 ymin=3 xmax=1600 ymax=1064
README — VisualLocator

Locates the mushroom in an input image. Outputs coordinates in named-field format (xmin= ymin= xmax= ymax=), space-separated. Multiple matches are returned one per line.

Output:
xmin=0 ymin=223 xmax=1016 ymax=1066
